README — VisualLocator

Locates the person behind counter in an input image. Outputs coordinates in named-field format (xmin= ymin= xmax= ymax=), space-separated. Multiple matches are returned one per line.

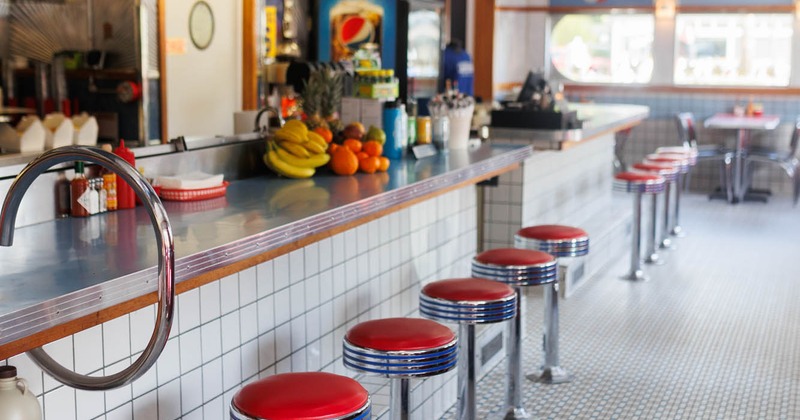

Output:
xmin=443 ymin=39 xmax=474 ymax=97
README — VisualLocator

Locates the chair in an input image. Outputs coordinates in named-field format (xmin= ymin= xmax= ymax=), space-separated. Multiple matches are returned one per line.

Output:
xmin=743 ymin=118 xmax=800 ymax=206
xmin=673 ymin=112 xmax=734 ymax=198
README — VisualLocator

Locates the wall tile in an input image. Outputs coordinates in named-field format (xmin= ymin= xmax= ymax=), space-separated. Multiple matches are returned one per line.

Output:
xmin=180 ymin=328 xmax=203 ymax=372
xmin=220 ymin=274 xmax=240 ymax=315
xmin=240 ymin=303 xmax=259 ymax=343
xmin=241 ymin=339 xmax=259 ymax=381
xmin=177 ymin=288 xmax=200 ymax=334
xmin=273 ymin=254 xmax=290 ymax=291
xmin=42 ymin=336 xmax=74 ymax=392
xmin=289 ymin=249 xmax=305 ymax=284
xmin=200 ymin=281 xmax=222 ymax=324
xmin=103 ymin=315 xmax=131 ymax=365
xmin=105 ymin=402 xmax=132 ymax=420
xmin=44 ymin=386 xmax=76 ymax=420
xmin=239 ymin=266 xmax=258 ymax=306
xmin=132 ymin=390 xmax=158 ymax=420
xmin=201 ymin=319 xmax=222 ymax=364
xmin=156 ymin=378 xmax=181 ymax=420
xmin=256 ymin=260 xmax=274 ymax=299
xmin=202 ymin=357 xmax=223 ymax=402
xmin=180 ymin=368 xmax=203 ymax=414
xmin=203 ymin=395 xmax=225 ymax=419
xmin=76 ymin=388 xmax=106 ymax=420
xmin=257 ymin=294 xmax=275 ymax=334
xmin=220 ymin=311 xmax=241 ymax=354
xmin=274 ymin=288 xmax=291 ymax=326
xmin=8 ymin=354 xmax=43 ymax=396
xmin=73 ymin=325 xmax=103 ymax=375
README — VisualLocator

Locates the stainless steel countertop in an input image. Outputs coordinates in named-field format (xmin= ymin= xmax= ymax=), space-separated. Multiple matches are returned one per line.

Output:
xmin=0 ymin=143 xmax=532 ymax=348
xmin=488 ymin=103 xmax=650 ymax=149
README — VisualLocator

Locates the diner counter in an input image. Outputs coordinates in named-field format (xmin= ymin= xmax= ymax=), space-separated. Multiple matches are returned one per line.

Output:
xmin=488 ymin=103 xmax=649 ymax=150
xmin=0 ymin=143 xmax=532 ymax=358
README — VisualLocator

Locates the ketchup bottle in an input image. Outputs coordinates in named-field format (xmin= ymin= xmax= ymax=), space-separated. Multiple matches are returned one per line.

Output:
xmin=113 ymin=140 xmax=136 ymax=209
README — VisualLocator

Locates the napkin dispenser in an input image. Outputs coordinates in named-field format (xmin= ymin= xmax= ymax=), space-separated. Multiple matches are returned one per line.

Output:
xmin=0 ymin=115 xmax=46 ymax=153
xmin=72 ymin=113 xmax=99 ymax=146
xmin=43 ymin=113 xmax=74 ymax=149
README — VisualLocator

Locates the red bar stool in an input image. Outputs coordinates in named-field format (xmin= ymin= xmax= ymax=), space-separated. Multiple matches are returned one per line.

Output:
xmin=230 ymin=372 xmax=371 ymax=420
xmin=472 ymin=249 xmax=558 ymax=420
xmin=646 ymin=153 xmax=692 ymax=242
xmin=343 ymin=318 xmax=458 ymax=420
xmin=420 ymin=278 xmax=517 ymax=420
xmin=631 ymin=162 xmax=680 ymax=266
xmin=613 ymin=172 xmax=666 ymax=281
xmin=514 ymin=224 xmax=588 ymax=385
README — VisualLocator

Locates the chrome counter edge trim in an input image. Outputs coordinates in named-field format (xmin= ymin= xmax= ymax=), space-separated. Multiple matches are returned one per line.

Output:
xmin=0 ymin=145 xmax=533 ymax=348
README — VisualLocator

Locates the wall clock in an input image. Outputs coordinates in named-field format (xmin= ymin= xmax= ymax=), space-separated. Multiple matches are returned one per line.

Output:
xmin=189 ymin=1 xmax=214 ymax=50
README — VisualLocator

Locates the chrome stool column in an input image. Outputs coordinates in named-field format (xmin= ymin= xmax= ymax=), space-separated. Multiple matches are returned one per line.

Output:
xmin=472 ymin=249 xmax=558 ymax=419
xmin=648 ymin=152 xmax=693 ymax=239
xmin=343 ymin=318 xmax=458 ymax=420
xmin=514 ymin=224 xmax=589 ymax=384
xmin=631 ymin=162 xmax=680 ymax=265
xmin=420 ymin=278 xmax=517 ymax=420
xmin=230 ymin=372 xmax=371 ymax=419
xmin=613 ymin=172 xmax=667 ymax=281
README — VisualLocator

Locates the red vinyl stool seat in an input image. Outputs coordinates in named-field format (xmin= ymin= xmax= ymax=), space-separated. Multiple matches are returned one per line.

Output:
xmin=420 ymin=278 xmax=516 ymax=419
xmin=230 ymin=372 xmax=371 ymax=420
xmin=614 ymin=171 xmax=666 ymax=282
xmin=343 ymin=318 xmax=457 ymax=420
xmin=516 ymin=224 xmax=589 ymax=258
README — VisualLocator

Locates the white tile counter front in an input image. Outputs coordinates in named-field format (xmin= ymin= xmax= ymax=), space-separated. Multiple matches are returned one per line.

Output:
xmin=0 ymin=143 xmax=532 ymax=419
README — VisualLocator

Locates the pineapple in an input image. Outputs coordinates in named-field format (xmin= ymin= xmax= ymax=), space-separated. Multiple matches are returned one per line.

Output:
xmin=320 ymin=70 xmax=343 ymax=123
xmin=301 ymin=71 xmax=327 ymax=130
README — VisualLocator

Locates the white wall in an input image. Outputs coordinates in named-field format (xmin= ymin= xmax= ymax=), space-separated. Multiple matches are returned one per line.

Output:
xmin=493 ymin=0 xmax=549 ymax=99
xmin=165 ymin=0 xmax=243 ymax=139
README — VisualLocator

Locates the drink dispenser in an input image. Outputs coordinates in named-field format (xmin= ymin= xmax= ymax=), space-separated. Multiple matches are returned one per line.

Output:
xmin=0 ymin=366 xmax=42 ymax=420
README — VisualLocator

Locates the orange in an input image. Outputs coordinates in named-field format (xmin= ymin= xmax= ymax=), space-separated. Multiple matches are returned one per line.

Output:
xmin=363 ymin=140 xmax=383 ymax=157
xmin=356 ymin=152 xmax=369 ymax=161
xmin=328 ymin=143 xmax=339 ymax=154
xmin=343 ymin=138 xmax=363 ymax=154
xmin=313 ymin=127 xmax=334 ymax=143
xmin=378 ymin=156 xmax=390 ymax=172
xmin=359 ymin=156 xmax=380 ymax=174
xmin=330 ymin=147 xmax=359 ymax=176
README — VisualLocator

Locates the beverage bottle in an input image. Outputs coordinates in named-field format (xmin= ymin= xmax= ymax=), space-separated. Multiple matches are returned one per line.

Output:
xmin=382 ymin=101 xmax=405 ymax=159
xmin=113 ymin=140 xmax=136 ymax=209
xmin=70 ymin=161 xmax=90 ymax=217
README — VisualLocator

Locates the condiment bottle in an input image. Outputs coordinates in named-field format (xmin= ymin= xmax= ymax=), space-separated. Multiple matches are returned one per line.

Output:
xmin=0 ymin=366 xmax=42 ymax=420
xmin=113 ymin=140 xmax=136 ymax=209
xmin=103 ymin=173 xmax=117 ymax=211
xmin=70 ymin=161 xmax=90 ymax=217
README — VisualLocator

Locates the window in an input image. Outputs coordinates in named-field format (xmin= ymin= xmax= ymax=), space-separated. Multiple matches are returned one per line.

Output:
xmin=674 ymin=14 xmax=793 ymax=86
xmin=550 ymin=14 xmax=655 ymax=84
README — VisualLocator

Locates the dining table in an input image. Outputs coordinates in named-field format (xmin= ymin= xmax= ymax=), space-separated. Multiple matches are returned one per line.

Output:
xmin=703 ymin=113 xmax=781 ymax=203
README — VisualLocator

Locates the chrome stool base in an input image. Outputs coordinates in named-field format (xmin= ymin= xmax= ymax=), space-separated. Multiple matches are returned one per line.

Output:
xmin=644 ymin=252 xmax=666 ymax=265
xmin=527 ymin=365 xmax=573 ymax=384
xmin=503 ymin=407 xmax=532 ymax=420
xmin=621 ymin=270 xmax=649 ymax=282
xmin=658 ymin=237 xmax=677 ymax=250
xmin=670 ymin=225 xmax=686 ymax=237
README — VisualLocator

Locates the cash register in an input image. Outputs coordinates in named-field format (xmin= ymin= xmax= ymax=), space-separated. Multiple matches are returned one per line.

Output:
xmin=491 ymin=71 xmax=581 ymax=130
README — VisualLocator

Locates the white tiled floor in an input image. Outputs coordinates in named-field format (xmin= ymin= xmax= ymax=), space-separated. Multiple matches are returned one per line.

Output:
xmin=443 ymin=192 xmax=800 ymax=419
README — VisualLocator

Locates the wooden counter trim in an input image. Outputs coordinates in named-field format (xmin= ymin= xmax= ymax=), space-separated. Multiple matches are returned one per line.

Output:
xmin=0 ymin=163 xmax=518 ymax=360
xmin=497 ymin=81 xmax=800 ymax=97
xmin=559 ymin=119 xmax=641 ymax=151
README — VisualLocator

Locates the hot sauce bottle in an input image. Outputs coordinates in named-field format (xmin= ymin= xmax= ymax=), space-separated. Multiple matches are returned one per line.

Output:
xmin=70 ymin=161 xmax=90 ymax=217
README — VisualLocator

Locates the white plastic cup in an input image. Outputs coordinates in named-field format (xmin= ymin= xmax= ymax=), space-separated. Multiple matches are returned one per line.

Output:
xmin=447 ymin=104 xmax=474 ymax=150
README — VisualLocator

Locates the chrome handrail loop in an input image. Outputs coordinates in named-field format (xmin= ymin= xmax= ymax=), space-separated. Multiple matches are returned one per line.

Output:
xmin=0 ymin=145 xmax=174 ymax=390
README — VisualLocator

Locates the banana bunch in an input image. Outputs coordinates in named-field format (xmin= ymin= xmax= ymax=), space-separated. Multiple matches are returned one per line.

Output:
xmin=268 ymin=179 xmax=331 ymax=215
xmin=264 ymin=120 xmax=330 ymax=179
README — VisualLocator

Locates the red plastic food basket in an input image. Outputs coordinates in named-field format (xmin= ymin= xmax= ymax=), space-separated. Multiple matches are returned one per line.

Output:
xmin=158 ymin=181 xmax=229 ymax=202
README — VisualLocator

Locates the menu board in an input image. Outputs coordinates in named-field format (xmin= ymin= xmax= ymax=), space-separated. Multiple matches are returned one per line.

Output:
xmin=317 ymin=0 xmax=396 ymax=69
